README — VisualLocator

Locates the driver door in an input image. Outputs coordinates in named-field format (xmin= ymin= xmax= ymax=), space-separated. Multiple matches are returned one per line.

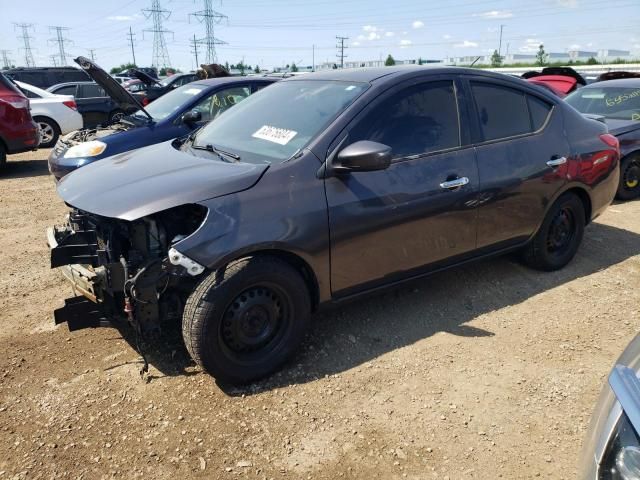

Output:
xmin=324 ymin=78 xmax=479 ymax=297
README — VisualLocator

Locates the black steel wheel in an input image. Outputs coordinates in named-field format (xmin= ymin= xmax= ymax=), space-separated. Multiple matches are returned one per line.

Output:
xmin=182 ymin=256 xmax=311 ymax=384
xmin=522 ymin=192 xmax=585 ymax=271
xmin=617 ymin=155 xmax=640 ymax=201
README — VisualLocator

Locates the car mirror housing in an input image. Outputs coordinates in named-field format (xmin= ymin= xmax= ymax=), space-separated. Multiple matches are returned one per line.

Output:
xmin=181 ymin=110 xmax=202 ymax=125
xmin=333 ymin=140 xmax=392 ymax=174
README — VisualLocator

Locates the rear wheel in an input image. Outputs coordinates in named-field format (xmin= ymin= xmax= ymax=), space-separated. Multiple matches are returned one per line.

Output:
xmin=522 ymin=193 xmax=585 ymax=271
xmin=182 ymin=256 xmax=311 ymax=384
xmin=34 ymin=116 xmax=60 ymax=148
xmin=617 ymin=155 xmax=640 ymax=201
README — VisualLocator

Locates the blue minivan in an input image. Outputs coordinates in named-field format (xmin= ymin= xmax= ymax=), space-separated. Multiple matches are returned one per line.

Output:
xmin=48 ymin=57 xmax=277 ymax=180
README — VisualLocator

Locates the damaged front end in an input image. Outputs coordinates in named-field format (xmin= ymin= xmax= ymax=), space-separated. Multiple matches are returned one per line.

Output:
xmin=48 ymin=204 xmax=208 ymax=366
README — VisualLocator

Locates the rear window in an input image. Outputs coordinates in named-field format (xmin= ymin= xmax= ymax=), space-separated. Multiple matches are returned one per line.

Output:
xmin=528 ymin=95 xmax=553 ymax=130
xmin=566 ymin=86 xmax=640 ymax=121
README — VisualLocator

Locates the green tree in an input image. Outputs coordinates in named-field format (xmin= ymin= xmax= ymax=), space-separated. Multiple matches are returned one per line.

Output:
xmin=254 ymin=64 xmax=260 ymax=73
xmin=417 ymin=57 xmax=424 ymax=65
xmin=385 ymin=54 xmax=396 ymax=66
xmin=490 ymin=50 xmax=502 ymax=67
xmin=224 ymin=61 xmax=230 ymax=71
xmin=586 ymin=56 xmax=599 ymax=65
xmin=535 ymin=44 xmax=548 ymax=67
xmin=109 ymin=62 xmax=137 ymax=74
xmin=291 ymin=63 xmax=299 ymax=72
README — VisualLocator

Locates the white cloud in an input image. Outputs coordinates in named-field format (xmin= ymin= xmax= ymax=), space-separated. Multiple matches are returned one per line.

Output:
xmin=556 ymin=0 xmax=578 ymax=7
xmin=352 ymin=41 xmax=361 ymax=46
xmin=454 ymin=40 xmax=479 ymax=48
xmin=402 ymin=31 xmax=408 ymax=35
xmin=519 ymin=38 xmax=543 ymax=53
xmin=473 ymin=10 xmax=514 ymax=19
xmin=568 ymin=44 xmax=581 ymax=50
xmin=362 ymin=25 xmax=378 ymax=32
xmin=357 ymin=34 xmax=366 ymax=41
xmin=385 ymin=31 xmax=395 ymax=37
xmin=367 ymin=32 xmax=381 ymax=41
xmin=107 ymin=15 xmax=135 ymax=21
xmin=399 ymin=39 xmax=412 ymax=47
xmin=443 ymin=34 xmax=452 ymax=40
xmin=412 ymin=20 xmax=424 ymax=29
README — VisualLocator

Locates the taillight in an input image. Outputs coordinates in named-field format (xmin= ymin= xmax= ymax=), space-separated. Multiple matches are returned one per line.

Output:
xmin=63 ymin=99 xmax=77 ymax=111
xmin=600 ymin=133 xmax=620 ymax=151
xmin=142 ymin=97 xmax=149 ymax=106
xmin=2 ymin=95 xmax=29 ymax=110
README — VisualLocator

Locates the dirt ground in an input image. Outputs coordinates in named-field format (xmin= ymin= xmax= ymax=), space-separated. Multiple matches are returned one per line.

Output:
xmin=0 ymin=150 xmax=639 ymax=480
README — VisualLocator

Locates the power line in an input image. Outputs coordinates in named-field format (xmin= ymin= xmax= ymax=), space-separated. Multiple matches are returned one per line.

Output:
xmin=336 ymin=36 xmax=348 ymax=68
xmin=14 ymin=23 xmax=36 ymax=67
xmin=49 ymin=26 xmax=73 ymax=67
xmin=190 ymin=0 xmax=227 ymax=64
xmin=143 ymin=0 xmax=173 ymax=68
xmin=1 ymin=50 xmax=13 ymax=69
xmin=127 ymin=26 xmax=137 ymax=65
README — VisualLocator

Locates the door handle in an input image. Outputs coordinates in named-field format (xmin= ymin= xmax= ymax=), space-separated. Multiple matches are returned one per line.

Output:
xmin=439 ymin=176 xmax=469 ymax=190
xmin=546 ymin=156 xmax=567 ymax=167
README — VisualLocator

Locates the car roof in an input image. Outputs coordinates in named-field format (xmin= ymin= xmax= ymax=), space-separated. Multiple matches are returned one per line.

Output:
xmin=282 ymin=65 xmax=523 ymax=84
xmin=49 ymin=81 xmax=97 ymax=88
xmin=190 ymin=76 xmax=278 ymax=87
xmin=584 ymin=78 xmax=640 ymax=88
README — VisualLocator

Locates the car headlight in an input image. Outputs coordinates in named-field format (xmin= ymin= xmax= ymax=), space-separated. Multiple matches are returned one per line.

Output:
xmin=64 ymin=140 xmax=107 ymax=159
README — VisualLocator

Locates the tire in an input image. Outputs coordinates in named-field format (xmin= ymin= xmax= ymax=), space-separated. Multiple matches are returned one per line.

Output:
xmin=522 ymin=192 xmax=585 ymax=271
xmin=34 ymin=116 xmax=60 ymax=148
xmin=182 ymin=256 xmax=311 ymax=384
xmin=617 ymin=155 xmax=640 ymax=201
xmin=109 ymin=110 xmax=125 ymax=124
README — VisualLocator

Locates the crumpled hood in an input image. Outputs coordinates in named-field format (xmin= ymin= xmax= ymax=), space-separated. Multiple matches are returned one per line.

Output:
xmin=57 ymin=141 xmax=268 ymax=221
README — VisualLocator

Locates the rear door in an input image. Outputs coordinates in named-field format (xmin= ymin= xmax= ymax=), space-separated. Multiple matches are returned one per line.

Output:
xmin=465 ymin=78 xmax=569 ymax=250
xmin=325 ymin=77 xmax=479 ymax=297
xmin=76 ymin=84 xmax=111 ymax=127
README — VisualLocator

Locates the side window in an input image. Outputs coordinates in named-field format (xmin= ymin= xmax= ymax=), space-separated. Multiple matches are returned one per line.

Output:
xmin=20 ymin=88 xmax=40 ymax=99
xmin=471 ymin=82 xmax=530 ymax=141
xmin=192 ymin=86 xmax=252 ymax=122
xmin=253 ymin=83 xmax=270 ymax=93
xmin=81 ymin=84 xmax=106 ymax=98
xmin=527 ymin=95 xmax=553 ymax=131
xmin=54 ymin=85 xmax=77 ymax=96
xmin=349 ymin=80 xmax=460 ymax=159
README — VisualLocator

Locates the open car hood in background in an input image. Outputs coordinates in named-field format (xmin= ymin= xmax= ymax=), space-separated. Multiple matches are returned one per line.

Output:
xmin=74 ymin=56 xmax=153 ymax=120
xmin=130 ymin=69 xmax=161 ymax=87
xmin=528 ymin=75 xmax=578 ymax=95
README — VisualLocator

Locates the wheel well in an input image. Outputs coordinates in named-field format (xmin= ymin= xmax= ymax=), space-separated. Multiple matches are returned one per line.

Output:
xmin=230 ymin=250 xmax=320 ymax=311
xmin=565 ymin=187 xmax=592 ymax=224
xmin=32 ymin=115 xmax=60 ymax=131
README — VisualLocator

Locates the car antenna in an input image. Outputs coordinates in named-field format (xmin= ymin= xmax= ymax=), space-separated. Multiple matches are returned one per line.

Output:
xmin=470 ymin=56 xmax=482 ymax=67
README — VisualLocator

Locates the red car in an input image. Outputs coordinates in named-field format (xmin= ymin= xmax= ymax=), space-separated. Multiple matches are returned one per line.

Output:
xmin=0 ymin=72 xmax=40 ymax=169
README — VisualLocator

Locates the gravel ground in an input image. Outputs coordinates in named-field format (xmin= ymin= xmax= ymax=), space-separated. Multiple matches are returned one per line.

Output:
xmin=0 ymin=149 xmax=639 ymax=480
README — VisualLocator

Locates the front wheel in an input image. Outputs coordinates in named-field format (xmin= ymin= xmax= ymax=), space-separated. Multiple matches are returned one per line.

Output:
xmin=521 ymin=193 xmax=585 ymax=271
xmin=617 ymin=155 xmax=640 ymax=201
xmin=182 ymin=256 xmax=311 ymax=384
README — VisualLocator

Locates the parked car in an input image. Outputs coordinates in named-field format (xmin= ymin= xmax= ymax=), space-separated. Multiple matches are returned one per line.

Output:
xmin=47 ymin=81 xmax=127 ymax=128
xmin=122 ymin=78 xmax=147 ymax=94
xmin=523 ymin=67 xmax=586 ymax=97
xmin=112 ymin=76 xmax=133 ymax=85
xmin=130 ymin=71 xmax=199 ymax=105
xmin=15 ymin=81 xmax=83 ymax=147
xmin=48 ymin=66 xmax=620 ymax=384
xmin=579 ymin=333 xmax=640 ymax=479
xmin=3 ymin=66 xmax=90 ymax=89
xmin=0 ymin=72 xmax=40 ymax=169
xmin=565 ymin=78 xmax=640 ymax=200
xmin=48 ymin=56 xmax=277 ymax=180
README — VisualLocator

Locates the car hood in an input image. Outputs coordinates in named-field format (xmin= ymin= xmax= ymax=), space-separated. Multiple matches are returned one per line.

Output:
xmin=74 ymin=56 xmax=153 ymax=121
xmin=604 ymin=118 xmax=640 ymax=136
xmin=131 ymin=69 xmax=160 ymax=87
xmin=57 ymin=141 xmax=269 ymax=221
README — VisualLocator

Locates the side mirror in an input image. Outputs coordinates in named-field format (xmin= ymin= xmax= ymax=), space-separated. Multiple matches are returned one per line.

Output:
xmin=181 ymin=110 xmax=202 ymax=126
xmin=333 ymin=140 xmax=392 ymax=174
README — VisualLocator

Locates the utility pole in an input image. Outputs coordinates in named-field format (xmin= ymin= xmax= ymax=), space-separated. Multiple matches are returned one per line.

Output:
xmin=190 ymin=0 xmax=227 ymax=64
xmin=49 ymin=26 xmax=73 ymax=66
xmin=0 ymin=50 xmax=13 ymax=69
xmin=14 ymin=23 xmax=36 ymax=67
xmin=87 ymin=49 xmax=97 ymax=62
xmin=336 ymin=35 xmax=348 ymax=69
xmin=190 ymin=34 xmax=200 ymax=67
xmin=127 ymin=26 xmax=137 ymax=65
xmin=312 ymin=44 xmax=315 ymax=72
xmin=142 ymin=0 xmax=173 ymax=69
xmin=498 ymin=24 xmax=505 ymax=58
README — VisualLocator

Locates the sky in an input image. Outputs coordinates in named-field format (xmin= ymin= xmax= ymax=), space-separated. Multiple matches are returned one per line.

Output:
xmin=0 ymin=0 xmax=639 ymax=72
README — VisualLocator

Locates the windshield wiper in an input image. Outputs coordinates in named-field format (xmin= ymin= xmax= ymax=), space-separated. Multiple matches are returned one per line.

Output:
xmin=191 ymin=143 xmax=241 ymax=162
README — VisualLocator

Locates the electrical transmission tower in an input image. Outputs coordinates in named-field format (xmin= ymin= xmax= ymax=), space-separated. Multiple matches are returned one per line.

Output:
xmin=190 ymin=0 xmax=227 ymax=64
xmin=0 ymin=50 xmax=13 ymax=69
xmin=14 ymin=23 xmax=36 ymax=67
xmin=49 ymin=26 xmax=73 ymax=66
xmin=87 ymin=49 xmax=97 ymax=62
xmin=50 ymin=55 xmax=58 ymax=67
xmin=336 ymin=36 xmax=348 ymax=68
xmin=143 ymin=0 xmax=173 ymax=68
xmin=190 ymin=34 xmax=200 ymax=67
xmin=127 ymin=27 xmax=137 ymax=65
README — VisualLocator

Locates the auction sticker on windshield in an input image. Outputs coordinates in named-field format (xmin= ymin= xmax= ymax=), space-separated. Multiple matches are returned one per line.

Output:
xmin=252 ymin=125 xmax=298 ymax=145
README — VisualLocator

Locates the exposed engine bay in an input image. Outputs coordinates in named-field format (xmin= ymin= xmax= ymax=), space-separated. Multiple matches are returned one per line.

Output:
xmin=58 ymin=121 xmax=132 ymax=147
xmin=48 ymin=204 xmax=208 ymax=370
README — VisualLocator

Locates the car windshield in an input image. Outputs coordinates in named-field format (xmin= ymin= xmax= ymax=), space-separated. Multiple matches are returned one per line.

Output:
xmin=566 ymin=86 xmax=640 ymax=121
xmin=159 ymin=76 xmax=177 ymax=87
xmin=192 ymin=80 xmax=368 ymax=164
xmin=133 ymin=83 xmax=208 ymax=121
